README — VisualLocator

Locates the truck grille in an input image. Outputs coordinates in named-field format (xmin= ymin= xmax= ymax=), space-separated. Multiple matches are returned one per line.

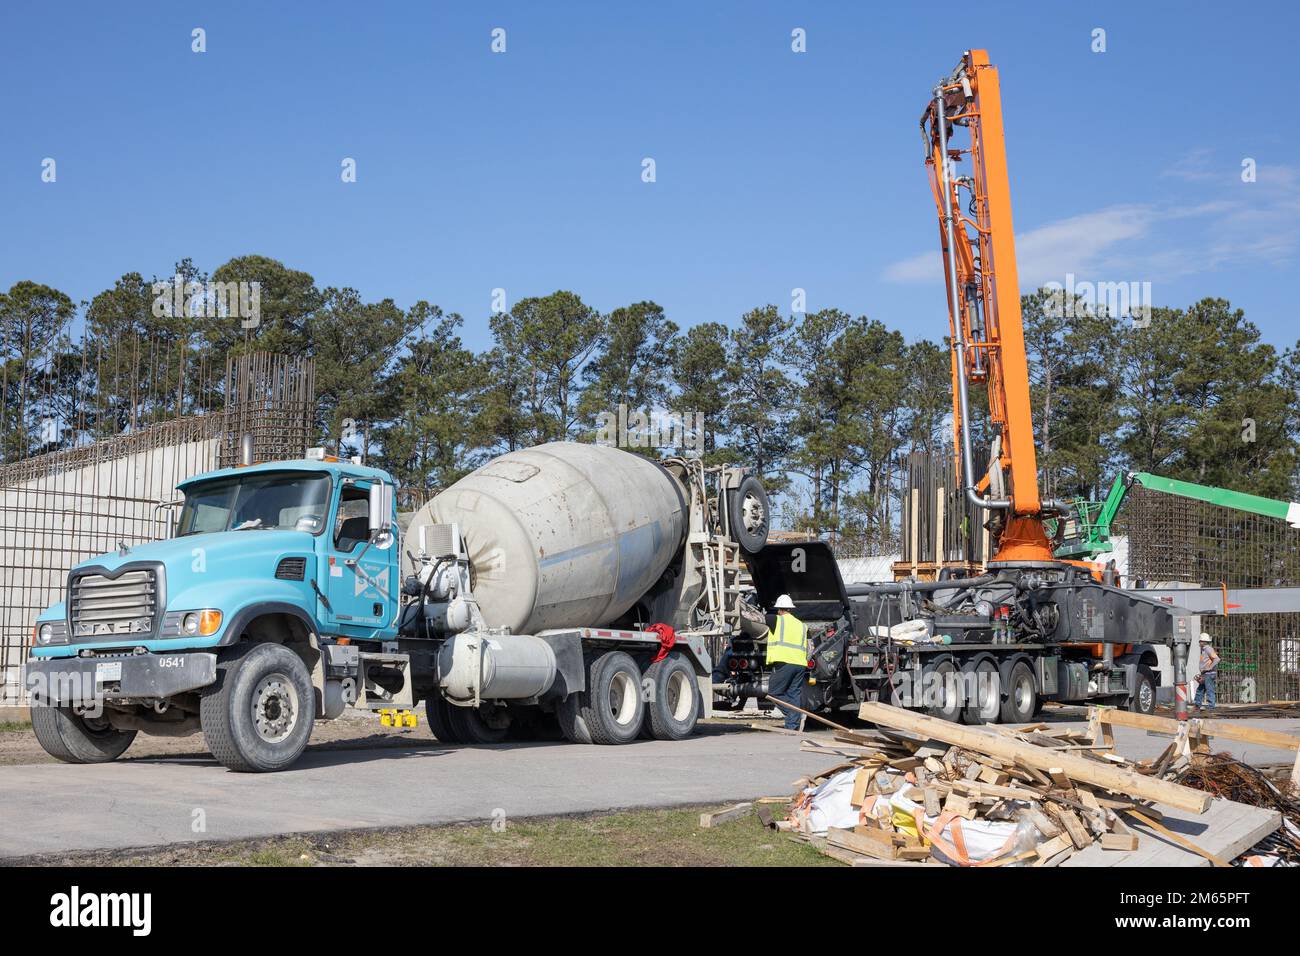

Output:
xmin=69 ymin=568 xmax=159 ymax=641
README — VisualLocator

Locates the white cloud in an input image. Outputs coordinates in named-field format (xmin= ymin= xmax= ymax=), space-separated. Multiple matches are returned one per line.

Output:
xmin=884 ymin=161 xmax=1300 ymax=289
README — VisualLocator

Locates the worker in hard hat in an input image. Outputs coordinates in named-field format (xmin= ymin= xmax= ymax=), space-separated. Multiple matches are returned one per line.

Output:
xmin=1193 ymin=632 xmax=1220 ymax=711
xmin=764 ymin=594 xmax=808 ymax=730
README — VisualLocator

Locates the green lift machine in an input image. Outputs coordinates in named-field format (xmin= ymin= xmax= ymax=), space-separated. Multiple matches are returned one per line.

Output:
xmin=1053 ymin=472 xmax=1300 ymax=561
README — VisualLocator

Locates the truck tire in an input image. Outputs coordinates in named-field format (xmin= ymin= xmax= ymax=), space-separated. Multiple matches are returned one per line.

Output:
xmin=30 ymin=706 xmax=136 ymax=764
xmin=1129 ymin=666 xmax=1157 ymax=715
xmin=923 ymin=657 xmax=963 ymax=723
xmin=642 ymin=654 xmax=701 ymax=740
xmin=962 ymin=657 xmax=1002 ymax=724
xmin=447 ymin=702 xmax=510 ymax=744
xmin=555 ymin=692 xmax=593 ymax=744
xmin=556 ymin=651 xmax=646 ymax=745
xmin=200 ymin=642 xmax=315 ymax=772
xmin=425 ymin=694 xmax=463 ymax=743
xmin=999 ymin=659 xmax=1037 ymax=724
xmin=727 ymin=476 xmax=770 ymax=554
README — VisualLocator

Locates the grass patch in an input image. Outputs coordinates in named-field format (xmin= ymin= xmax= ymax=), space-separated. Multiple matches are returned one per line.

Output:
xmin=0 ymin=721 xmax=31 ymax=733
xmin=19 ymin=805 xmax=836 ymax=868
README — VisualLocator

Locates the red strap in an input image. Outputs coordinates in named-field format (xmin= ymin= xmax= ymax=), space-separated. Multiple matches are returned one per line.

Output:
xmin=648 ymin=623 xmax=676 ymax=663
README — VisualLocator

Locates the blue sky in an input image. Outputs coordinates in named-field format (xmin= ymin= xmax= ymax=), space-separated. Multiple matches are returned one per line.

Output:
xmin=2 ymin=1 xmax=1297 ymax=352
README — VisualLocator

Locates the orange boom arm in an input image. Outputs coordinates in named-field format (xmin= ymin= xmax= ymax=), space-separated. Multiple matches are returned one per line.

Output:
xmin=921 ymin=50 xmax=1058 ymax=563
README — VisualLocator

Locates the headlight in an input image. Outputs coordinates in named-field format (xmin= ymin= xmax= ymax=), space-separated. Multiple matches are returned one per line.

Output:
xmin=182 ymin=610 xmax=222 ymax=636
xmin=36 ymin=623 xmax=53 ymax=645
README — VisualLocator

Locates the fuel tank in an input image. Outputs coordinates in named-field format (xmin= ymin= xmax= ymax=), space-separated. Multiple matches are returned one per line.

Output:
xmin=407 ymin=442 xmax=688 ymax=634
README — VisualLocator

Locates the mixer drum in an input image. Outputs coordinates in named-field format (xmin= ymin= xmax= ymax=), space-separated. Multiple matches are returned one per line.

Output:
xmin=407 ymin=442 xmax=689 ymax=634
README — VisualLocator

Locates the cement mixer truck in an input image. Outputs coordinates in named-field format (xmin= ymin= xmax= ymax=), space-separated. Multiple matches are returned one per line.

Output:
xmin=23 ymin=442 xmax=771 ymax=771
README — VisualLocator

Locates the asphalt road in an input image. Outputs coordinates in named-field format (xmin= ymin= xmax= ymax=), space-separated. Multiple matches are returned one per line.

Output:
xmin=0 ymin=727 xmax=830 ymax=859
xmin=1 ymin=718 xmax=1295 ymax=860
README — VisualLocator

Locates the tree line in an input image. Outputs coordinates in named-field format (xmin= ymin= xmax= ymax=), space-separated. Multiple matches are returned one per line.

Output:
xmin=3 ymin=256 xmax=1297 ymax=554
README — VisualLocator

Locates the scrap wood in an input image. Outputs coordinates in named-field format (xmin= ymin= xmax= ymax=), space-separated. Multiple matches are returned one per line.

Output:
xmin=1097 ymin=705 xmax=1300 ymax=753
xmin=1101 ymin=833 xmax=1140 ymax=851
xmin=858 ymin=702 xmax=1213 ymax=814
xmin=977 ymin=849 xmax=1038 ymax=868
xmin=767 ymin=698 xmax=881 ymax=746
xmin=699 ymin=802 xmax=753 ymax=828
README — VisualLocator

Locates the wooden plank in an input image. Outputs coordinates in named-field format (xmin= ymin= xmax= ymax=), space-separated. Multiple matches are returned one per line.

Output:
xmin=851 ymin=769 xmax=871 ymax=807
xmin=1094 ymin=706 xmax=1299 ymax=752
xmin=1101 ymin=833 xmax=1140 ymax=851
xmin=977 ymin=849 xmax=1038 ymax=868
xmin=1034 ymin=834 xmax=1072 ymax=860
xmin=827 ymin=827 xmax=898 ymax=860
xmin=699 ymin=802 xmax=753 ymax=828
xmin=858 ymin=702 xmax=1213 ymax=814
xmin=1053 ymin=806 xmax=1093 ymax=850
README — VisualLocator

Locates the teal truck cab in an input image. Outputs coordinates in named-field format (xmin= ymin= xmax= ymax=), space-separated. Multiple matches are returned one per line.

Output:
xmin=25 ymin=444 xmax=763 ymax=771
xmin=26 ymin=455 xmax=406 ymax=771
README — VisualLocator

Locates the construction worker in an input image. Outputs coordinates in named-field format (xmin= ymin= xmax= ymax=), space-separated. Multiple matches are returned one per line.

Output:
xmin=765 ymin=594 xmax=808 ymax=730
xmin=1193 ymin=632 xmax=1220 ymax=711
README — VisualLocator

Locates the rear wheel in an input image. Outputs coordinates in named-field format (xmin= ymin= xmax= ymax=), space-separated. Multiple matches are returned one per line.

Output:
xmin=200 ymin=642 xmax=315 ymax=772
xmin=30 ymin=706 xmax=136 ymax=764
xmin=556 ymin=651 xmax=646 ymax=745
xmin=999 ymin=659 xmax=1037 ymax=724
xmin=962 ymin=658 xmax=1002 ymax=724
xmin=642 ymin=654 xmax=701 ymax=740
xmin=923 ymin=657 xmax=963 ymax=723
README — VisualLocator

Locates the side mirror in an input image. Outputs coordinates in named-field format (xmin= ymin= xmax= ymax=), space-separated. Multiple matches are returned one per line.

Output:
xmin=368 ymin=482 xmax=394 ymax=533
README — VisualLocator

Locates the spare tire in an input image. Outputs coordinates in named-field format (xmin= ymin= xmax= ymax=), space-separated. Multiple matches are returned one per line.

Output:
xmin=728 ymin=475 xmax=770 ymax=554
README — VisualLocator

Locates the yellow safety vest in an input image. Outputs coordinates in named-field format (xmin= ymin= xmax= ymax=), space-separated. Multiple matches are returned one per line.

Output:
xmin=765 ymin=613 xmax=808 ymax=667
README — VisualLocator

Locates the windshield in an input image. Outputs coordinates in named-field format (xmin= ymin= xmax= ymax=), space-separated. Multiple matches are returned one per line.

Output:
xmin=177 ymin=472 xmax=330 ymax=536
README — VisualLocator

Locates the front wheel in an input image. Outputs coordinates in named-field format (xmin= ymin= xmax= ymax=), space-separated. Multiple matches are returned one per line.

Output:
xmin=31 ymin=706 xmax=136 ymax=764
xmin=446 ymin=702 xmax=510 ymax=744
xmin=200 ymin=642 xmax=315 ymax=772
xmin=1129 ymin=666 xmax=1157 ymax=715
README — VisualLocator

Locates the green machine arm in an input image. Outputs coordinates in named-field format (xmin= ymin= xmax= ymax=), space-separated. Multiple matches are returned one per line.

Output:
xmin=1054 ymin=472 xmax=1300 ymax=560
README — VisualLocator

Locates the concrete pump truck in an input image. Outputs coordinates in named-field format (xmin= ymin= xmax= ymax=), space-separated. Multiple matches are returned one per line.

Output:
xmin=719 ymin=51 xmax=1196 ymax=724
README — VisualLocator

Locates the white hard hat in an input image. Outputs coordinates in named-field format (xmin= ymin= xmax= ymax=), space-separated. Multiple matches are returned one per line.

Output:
xmin=774 ymin=594 xmax=795 ymax=610
xmin=1199 ymin=632 xmax=1213 ymax=643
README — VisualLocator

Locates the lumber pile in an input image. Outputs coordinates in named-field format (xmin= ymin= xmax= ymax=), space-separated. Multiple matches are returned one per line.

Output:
xmin=773 ymin=701 xmax=1221 ymax=867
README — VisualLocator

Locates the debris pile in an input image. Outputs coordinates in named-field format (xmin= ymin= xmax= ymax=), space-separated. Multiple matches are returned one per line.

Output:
xmin=780 ymin=722 xmax=1164 ymax=866
xmin=744 ymin=699 xmax=1296 ymax=867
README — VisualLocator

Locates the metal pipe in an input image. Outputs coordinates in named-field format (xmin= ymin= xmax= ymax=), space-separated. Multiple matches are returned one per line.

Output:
xmin=845 ymin=573 xmax=998 ymax=597
xmin=933 ymin=86 xmax=1010 ymax=513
